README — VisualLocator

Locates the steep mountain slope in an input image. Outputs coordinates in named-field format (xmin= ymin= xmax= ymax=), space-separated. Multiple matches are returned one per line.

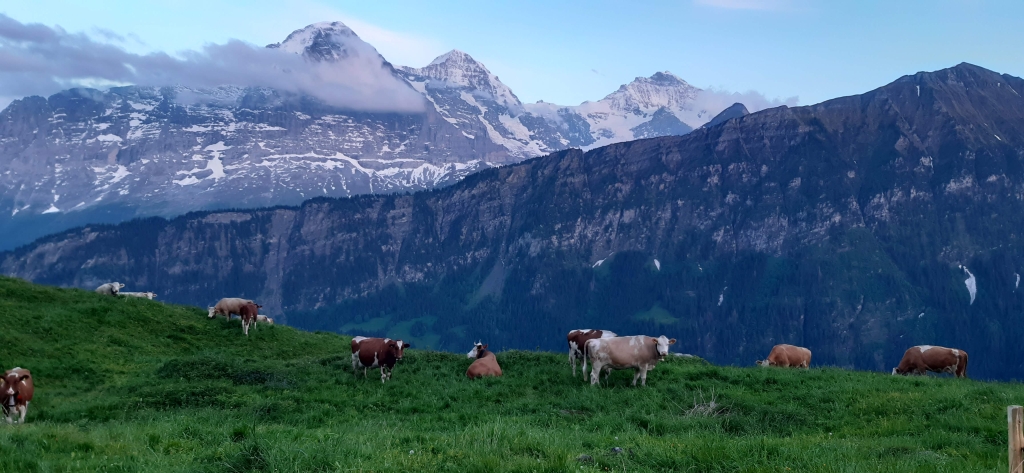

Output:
xmin=6 ymin=63 xmax=1022 ymax=378
xmin=702 ymin=102 xmax=749 ymax=129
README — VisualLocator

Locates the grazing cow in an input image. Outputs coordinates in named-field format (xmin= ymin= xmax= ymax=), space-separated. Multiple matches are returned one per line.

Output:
xmin=95 ymin=282 xmax=125 ymax=296
xmin=567 ymin=329 xmax=617 ymax=378
xmin=466 ymin=342 xmax=502 ymax=379
xmin=892 ymin=345 xmax=968 ymax=378
xmin=585 ymin=335 xmax=676 ymax=386
xmin=256 ymin=314 xmax=275 ymax=325
xmin=121 ymin=291 xmax=158 ymax=300
xmin=237 ymin=302 xmax=262 ymax=336
xmin=1 ymin=367 xmax=34 ymax=424
xmin=756 ymin=344 xmax=812 ymax=368
xmin=351 ymin=337 xmax=407 ymax=383
xmin=207 ymin=298 xmax=255 ymax=320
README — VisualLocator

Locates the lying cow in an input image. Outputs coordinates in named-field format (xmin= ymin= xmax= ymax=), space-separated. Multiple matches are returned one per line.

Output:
xmin=893 ymin=345 xmax=968 ymax=378
xmin=567 ymin=329 xmax=617 ymax=378
xmin=208 ymin=297 xmax=256 ymax=320
xmin=256 ymin=314 xmax=274 ymax=325
xmin=351 ymin=337 xmax=410 ymax=383
xmin=121 ymin=291 xmax=158 ymax=300
xmin=95 ymin=282 xmax=125 ymax=296
xmin=1 ymin=367 xmax=34 ymax=424
xmin=238 ymin=302 xmax=262 ymax=336
xmin=466 ymin=342 xmax=502 ymax=379
xmin=756 ymin=344 xmax=812 ymax=368
xmin=585 ymin=335 xmax=676 ymax=386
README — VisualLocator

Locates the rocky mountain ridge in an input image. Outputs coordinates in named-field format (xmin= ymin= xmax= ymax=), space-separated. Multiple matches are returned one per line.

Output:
xmin=0 ymin=21 xmax=741 ymax=250
xmin=5 ymin=63 xmax=1024 ymax=379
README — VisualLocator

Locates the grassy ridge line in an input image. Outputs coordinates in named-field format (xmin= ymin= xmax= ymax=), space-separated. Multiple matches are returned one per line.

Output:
xmin=0 ymin=275 xmax=1020 ymax=472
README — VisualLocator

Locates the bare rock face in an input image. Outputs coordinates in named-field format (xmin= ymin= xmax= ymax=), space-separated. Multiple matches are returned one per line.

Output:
xmin=6 ymin=63 xmax=1024 ymax=379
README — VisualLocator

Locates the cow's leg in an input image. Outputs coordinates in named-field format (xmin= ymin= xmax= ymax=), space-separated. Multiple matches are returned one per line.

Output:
xmin=351 ymin=354 xmax=360 ymax=375
xmin=18 ymin=404 xmax=27 ymax=423
xmin=570 ymin=351 xmax=577 ymax=376
xmin=380 ymin=367 xmax=388 ymax=383
xmin=640 ymin=368 xmax=649 ymax=386
xmin=632 ymin=369 xmax=642 ymax=386
xmin=589 ymin=362 xmax=603 ymax=386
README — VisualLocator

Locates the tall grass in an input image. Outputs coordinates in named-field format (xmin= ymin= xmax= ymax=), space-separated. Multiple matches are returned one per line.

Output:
xmin=0 ymin=275 xmax=1020 ymax=472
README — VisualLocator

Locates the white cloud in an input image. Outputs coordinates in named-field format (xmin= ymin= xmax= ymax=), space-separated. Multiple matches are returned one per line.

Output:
xmin=283 ymin=1 xmax=447 ymax=68
xmin=0 ymin=14 xmax=425 ymax=113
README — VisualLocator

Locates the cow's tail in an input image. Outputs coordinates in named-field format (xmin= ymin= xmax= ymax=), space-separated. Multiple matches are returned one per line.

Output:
xmin=958 ymin=350 xmax=969 ymax=378
xmin=581 ymin=339 xmax=592 ymax=380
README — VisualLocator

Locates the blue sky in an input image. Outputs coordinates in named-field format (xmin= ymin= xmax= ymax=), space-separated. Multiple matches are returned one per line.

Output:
xmin=4 ymin=0 xmax=1023 ymax=106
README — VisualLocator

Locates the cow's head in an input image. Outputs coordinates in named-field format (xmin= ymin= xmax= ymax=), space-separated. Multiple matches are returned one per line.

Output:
xmin=383 ymin=339 xmax=402 ymax=360
xmin=756 ymin=359 xmax=771 ymax=367
xmin=467 ymin=342 xmax=488 ymax=359
xmin=207 ymin=306 xmax=216 ymax=318
xmin=149 ymin=292 xmax=158 ymax=299
xmin=891 ymin=367 xmax=902 ymax=376
xmin=265 ymin=317 xmax=275 ymax=325
xmin=394 ymin=340 xmax=410 ymax=360
xmin=1 ymin=369 xmax=29 ymax=405
xmin=653 ymin=336 xmax=676 ymax=358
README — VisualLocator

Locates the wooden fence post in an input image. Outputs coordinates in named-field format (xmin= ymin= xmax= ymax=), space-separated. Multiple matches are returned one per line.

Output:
xmin=1010 ymin=406 xmax=1023 ymax=473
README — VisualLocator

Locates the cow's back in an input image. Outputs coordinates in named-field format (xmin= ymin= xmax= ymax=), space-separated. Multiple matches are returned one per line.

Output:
xmin=355 ymin=338 xmax=387 ymax=368
xmin=590 ymin=336 xmax=657 ymax=368
xmin=467 ymin=354 xmax=502 ymax=378
xmin=769 ymin=344 xmax=811 ymax=367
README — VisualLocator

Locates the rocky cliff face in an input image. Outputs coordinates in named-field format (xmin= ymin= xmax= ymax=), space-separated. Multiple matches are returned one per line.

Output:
xmin=7 ymin=63 xmax=1022 ymax=378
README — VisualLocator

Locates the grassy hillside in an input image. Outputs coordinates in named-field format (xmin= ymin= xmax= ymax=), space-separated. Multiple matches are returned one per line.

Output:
xmin=0 ymin=276 xmax=1021 ymax=472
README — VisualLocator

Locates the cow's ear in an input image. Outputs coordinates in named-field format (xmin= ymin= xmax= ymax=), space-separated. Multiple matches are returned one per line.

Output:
xmin=482 ymin=344 xmax=488 ymax=350
xmin=403 ymin=343 xmax=410 ymax=348
xmin=668 ymin=338 xmax=677 ymax=345
xmin=19 ymin=375 xmax=29 ymax=382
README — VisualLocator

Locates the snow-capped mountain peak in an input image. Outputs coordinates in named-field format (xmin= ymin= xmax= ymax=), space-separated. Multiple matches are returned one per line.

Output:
xmin=603 ymin=71 xmax=699 ymax=114
xmin=406 ymin=50 xmax=522 ymax=112
xmin=267 ymin=22 xmax=382 ymax=63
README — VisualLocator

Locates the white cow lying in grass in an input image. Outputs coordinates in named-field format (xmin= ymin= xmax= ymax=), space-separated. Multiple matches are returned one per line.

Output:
xmin=120 ymin=291 xmax=158 ymax=300
xmin=95 ymin=282 xmax=125 ymax=296
xmin=256 ymin=314 xmax=274 ymax=325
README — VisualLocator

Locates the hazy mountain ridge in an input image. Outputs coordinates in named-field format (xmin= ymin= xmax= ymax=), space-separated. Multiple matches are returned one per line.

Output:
xmin=6 ymin=63 xmax=1024 ymax=379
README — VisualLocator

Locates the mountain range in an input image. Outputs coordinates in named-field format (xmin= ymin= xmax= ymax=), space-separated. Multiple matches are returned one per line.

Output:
xmin=5 ymin=62 xmax=1023 ymax=380
xmin=0 ymin=21 xmax=745 ymax=250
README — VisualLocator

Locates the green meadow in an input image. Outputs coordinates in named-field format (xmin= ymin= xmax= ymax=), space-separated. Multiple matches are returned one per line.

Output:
xmin=0 ymin=275 xmax=1020 ymax=472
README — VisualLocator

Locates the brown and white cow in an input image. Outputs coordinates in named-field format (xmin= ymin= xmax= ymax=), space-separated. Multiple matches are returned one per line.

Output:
xmin=756 ymin=344 xmax=812 ymax=369
xmin=1 ymin=367 xmax=34 ymax=424
xmin=351 ymin=337 xmax=409 ymax=383
xmin=238 ymin=302 xmax=262 ymax=336
xmin=207 ymin=298 xmax=255 ymax=320
xmin=466 ymin=342 xmax=502 ymax=379
xmin=584 ymin=335 xmax=676 ymax=386
xmin=567 ymin=329 xmax=617 ymax=378
xmin=892 ymin=345 xmax=968 ymax=378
